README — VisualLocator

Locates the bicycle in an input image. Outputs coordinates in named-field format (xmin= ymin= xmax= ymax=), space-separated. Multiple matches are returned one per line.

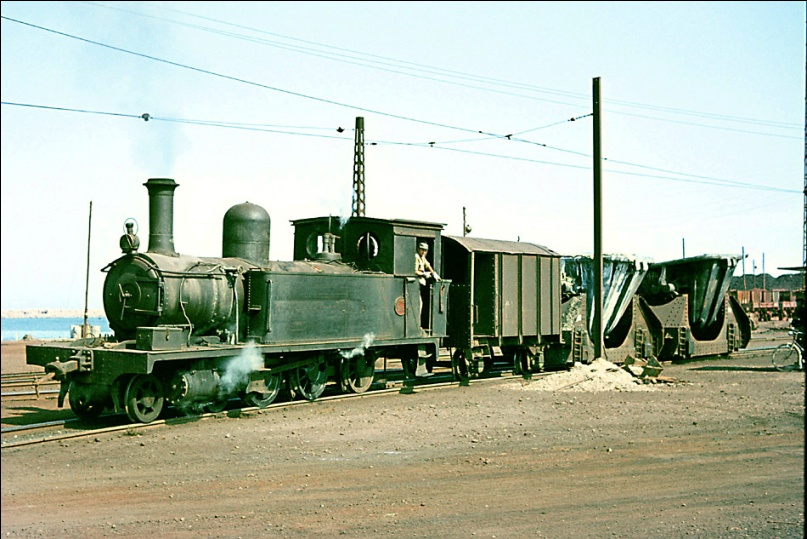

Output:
xmin=771 ymin=329 xmax=804 ymax=372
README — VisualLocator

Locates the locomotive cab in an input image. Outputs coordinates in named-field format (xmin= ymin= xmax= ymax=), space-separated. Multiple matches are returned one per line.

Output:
xmin=291 ymin=215 xmax=449 ymax=335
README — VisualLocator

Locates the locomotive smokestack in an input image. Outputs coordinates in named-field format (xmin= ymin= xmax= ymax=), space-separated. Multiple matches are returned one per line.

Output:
xmin=144 ymin=178 xmax=179 ymax=256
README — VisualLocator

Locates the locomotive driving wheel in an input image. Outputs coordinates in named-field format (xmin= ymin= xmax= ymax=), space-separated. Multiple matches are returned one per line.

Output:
xmin=291 ymin=361 xmax=327 ymax=401
xmin=68 ymin=382 xmax=106 ymax=420
xmin=402 ymin=350 xmax=418 ymax=379
xmin=124 ymin=374 xmax=164 ymax=423
xmin=340 ymin=352 xmax=376 ymax=394
xmin=242 ymin=372 xmax=282 ymax=408
xmin=204 ymin=397 xmax=229 ymax=413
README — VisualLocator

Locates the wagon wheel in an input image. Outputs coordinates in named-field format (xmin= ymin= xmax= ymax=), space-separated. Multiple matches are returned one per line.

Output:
xmin=68 ymin=382 xmax=106 ymax=420
xmin=451 ymin=349 xmax=470 ymax=382
xmin=291 ymin=362 xmax=328 ymax=401
xmin=512 ymin=349 xmax=523 ymax=375
xmin=512 ymin=349 xmax=534 ymax=376
xmin=466 ymin=355 xmax=487 ymax=377
xmin=242 ymin=372 xmax=283 ymax=408
xmin=124 ymin=374 xmax=164 ymax=423
xmin=482 ymin=357 xmax=494 ymax=375
xmin=340 ymin=353 xmax=376 ymax=394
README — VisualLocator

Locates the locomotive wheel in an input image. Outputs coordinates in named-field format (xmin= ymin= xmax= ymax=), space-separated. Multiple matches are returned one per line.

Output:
xmin=451 ymin=349 xmax=470 ymax=382
xmin=340 ymin=354 xmax=376 ymax=394
xmin=291 ymin=363 xmax=327 ymax=401
xmin=242 ymin=372 xmax=282 ymax=408
xmin=402 ymin=351 xmax=418 ymax=379
xmin=204 ymin=397 xmax=229 ymax=413
xmin=425 ymin=356 xmax=435 ymax=373
xmin=124 ymin=374 xmax=164 ymax=424
xmin=68 ymin=382 xmax=106 ymax=420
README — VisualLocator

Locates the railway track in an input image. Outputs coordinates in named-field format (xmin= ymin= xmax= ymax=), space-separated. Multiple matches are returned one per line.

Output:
xmin=1 ymin=370 xmax=59 ymax=399
xmin=1 ymin=341 xmax=786 ymax=449
xmin=1 ymin=367 xmax=545 ymax=449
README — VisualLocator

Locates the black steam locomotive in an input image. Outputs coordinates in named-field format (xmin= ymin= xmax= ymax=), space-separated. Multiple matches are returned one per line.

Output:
xmin=26 ymin=178 xmax=751 ymax=424
xmin=27 ymin=178 xmax=565 ymax=423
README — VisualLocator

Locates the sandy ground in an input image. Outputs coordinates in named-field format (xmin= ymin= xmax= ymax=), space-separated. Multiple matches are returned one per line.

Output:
xmin=1 ymin=325 xmax=804 ymax=538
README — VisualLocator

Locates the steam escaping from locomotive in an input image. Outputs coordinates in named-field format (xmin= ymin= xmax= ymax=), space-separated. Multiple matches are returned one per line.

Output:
xmin=340 ymin=333 xmax=376 ymax=359
xmin=221 ymin=344 xmax=264 ymax=394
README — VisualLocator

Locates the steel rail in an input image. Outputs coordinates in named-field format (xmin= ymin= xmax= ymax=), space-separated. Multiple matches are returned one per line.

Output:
xmin=1 ymin=370 xmax=543 ymax=449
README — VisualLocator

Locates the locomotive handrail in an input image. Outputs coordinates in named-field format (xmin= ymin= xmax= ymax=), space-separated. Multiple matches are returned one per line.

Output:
xmin=150 ymin=270 xmax=227 ymax=278
xmin=178 ymin=275 xmax=194 ymax=343
xmin=103 ymin=255 xmax=233 ymax=279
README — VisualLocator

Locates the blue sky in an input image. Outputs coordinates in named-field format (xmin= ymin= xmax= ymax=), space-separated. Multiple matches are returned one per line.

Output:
xmin=1 ymin=1 xmax=803 ymax=311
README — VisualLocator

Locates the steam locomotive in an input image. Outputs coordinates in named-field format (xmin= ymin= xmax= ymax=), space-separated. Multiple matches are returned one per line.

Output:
xmin=26 ymin=178 xmax=751 ymax=424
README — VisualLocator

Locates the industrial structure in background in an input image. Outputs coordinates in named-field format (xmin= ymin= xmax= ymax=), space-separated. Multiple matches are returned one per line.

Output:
xmin=730 ymin=288 xmax=801 ymax=322
xmin=728 ymin=249 xmax=804 ymax=323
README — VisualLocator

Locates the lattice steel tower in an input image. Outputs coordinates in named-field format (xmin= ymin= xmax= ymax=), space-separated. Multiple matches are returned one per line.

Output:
xmin=352 ymin=116 xmax=366 ymax=217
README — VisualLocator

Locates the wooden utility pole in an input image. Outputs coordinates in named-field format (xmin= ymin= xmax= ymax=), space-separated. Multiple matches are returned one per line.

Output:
xmin=82 ymin=201 xmax=92 ymax=338
xmin=352 ymin=117 xmax=366 ymax=217
xmin=762 ymin=253 xmax=766 ymax=290
xmin=592 ymin=77 xmax=604 ymax=360
xmin=742 ymin=246 xmax=747 ymax=290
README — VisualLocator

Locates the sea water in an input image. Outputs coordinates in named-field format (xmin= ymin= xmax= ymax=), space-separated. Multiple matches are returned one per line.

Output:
xmin=1 ymin=317 xmax=112 ymax=341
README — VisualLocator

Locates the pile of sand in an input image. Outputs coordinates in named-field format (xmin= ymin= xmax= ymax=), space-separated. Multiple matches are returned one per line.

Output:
xmin=514 ymin=357 xmax=657 ymax=392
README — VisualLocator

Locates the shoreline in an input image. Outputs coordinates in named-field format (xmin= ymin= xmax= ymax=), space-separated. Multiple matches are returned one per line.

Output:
xmin=1 ymin=309 xmax=106 ymax=319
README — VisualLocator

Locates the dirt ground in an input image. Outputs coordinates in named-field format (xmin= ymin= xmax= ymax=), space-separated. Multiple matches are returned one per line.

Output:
xmin=1 ymin=323 xmax=804 ymax=539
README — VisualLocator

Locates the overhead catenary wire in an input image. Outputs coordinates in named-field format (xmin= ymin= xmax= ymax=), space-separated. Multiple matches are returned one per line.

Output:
xmin=1 ymin=12 xmax=799 ymax=143
xmin=0 ymin=14 xmax=800 ymax=197
xmin=1 ymin=100 xmax=799 ymax=195
xmin=87 ymin=1 xmax=802 ymax=134
xmin=2 ymin=11 xmax=799 ymax=147
xmin=2 ymin=100 xmax=795 ymax=196
xmin=0 ymin=16 xmax=509 ymax=138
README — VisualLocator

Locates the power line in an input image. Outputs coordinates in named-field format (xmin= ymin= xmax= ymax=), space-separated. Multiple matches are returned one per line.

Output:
xmin=3 ymin=12 xmax=799 ymax=144
xmin=2 ymin=100 xmax=799 ymax=195
xmin=88 ymin=1 xmax=800 ymax=134
xmin=0 ymin=101 xmax=352 ymax=139
xmin=1 ymin=14 xmax=800 ymax=196
xmin=0 ymin=101 xmax=142 ymax=120
xmin=607 ymin=109 xmax=800 ymax=140
xmin=0 ymin=15 xmax=517 ymax=138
